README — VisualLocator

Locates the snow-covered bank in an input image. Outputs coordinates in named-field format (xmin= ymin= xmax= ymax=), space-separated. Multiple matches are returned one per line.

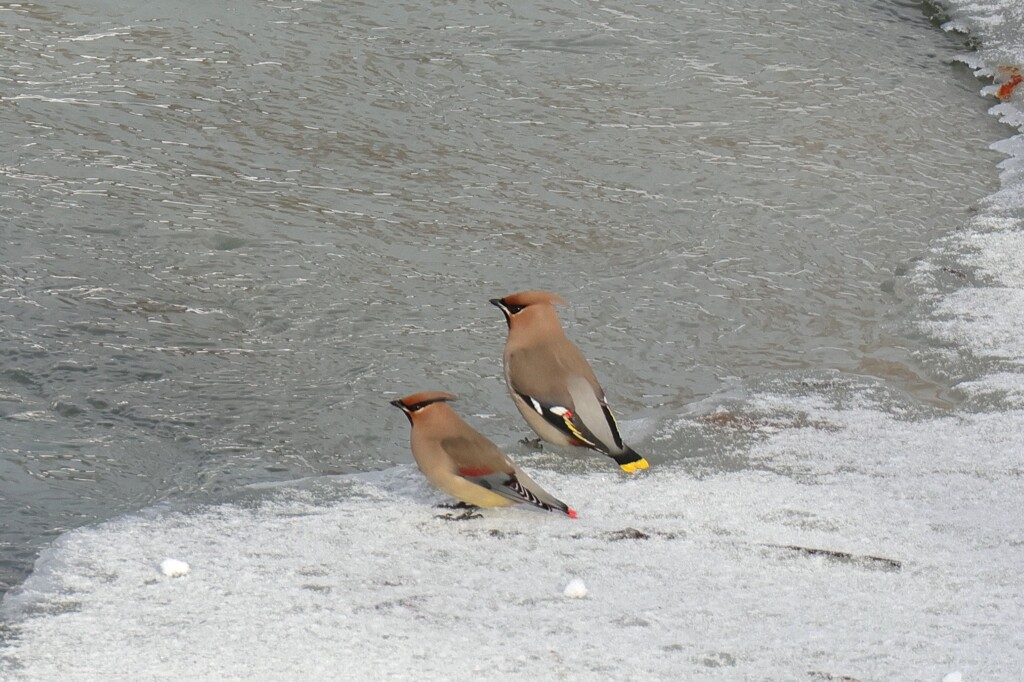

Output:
xmin=1 ymin=402 xmax=1021 ymax=680
xmin=928 ymin=1 xmax=1024 ymax=403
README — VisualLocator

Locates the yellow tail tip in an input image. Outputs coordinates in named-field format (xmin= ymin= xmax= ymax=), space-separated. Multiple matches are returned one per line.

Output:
xmin=619 ymin=458 xmax=649 ymax=474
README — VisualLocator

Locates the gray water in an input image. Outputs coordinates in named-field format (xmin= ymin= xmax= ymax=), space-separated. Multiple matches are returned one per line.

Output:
xmin=0 ymin=0 xmax=1009 ymax=595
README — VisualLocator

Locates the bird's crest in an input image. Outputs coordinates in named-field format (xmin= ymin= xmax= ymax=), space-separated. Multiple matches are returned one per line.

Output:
xmin=501 ymin=290 xmax=567 ymax=308
xmin=392 ymin=391 xmax=457 ymax=412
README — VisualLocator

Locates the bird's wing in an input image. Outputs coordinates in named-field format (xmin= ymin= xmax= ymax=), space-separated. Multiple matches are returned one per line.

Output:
xmin=564 ymin=374 xmax=625 ymax=454
xmin=506 ymin=342 xmax=590 ymax=404
xmin=507 ymin=342 xmax=607 ymax=444
xmin=440 ymin=434 xmax=513 ymax=474
xmin=459 ymin=467 xmax=572 ymax=515
xmin=439 ymin=436 xmax=575 ymax=516
xmin=509 ymin=372 xmax=625 ymax=454
xmin=511 ymin=466 xmax=576 ymax=517
xmin=510 ymin=388 xmax=597 ymax=448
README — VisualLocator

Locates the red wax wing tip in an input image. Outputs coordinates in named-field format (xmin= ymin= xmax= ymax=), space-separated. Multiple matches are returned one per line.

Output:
xmin=457 ymin=467 xmax=493 ymax=477
xmin=568 ymin=508 xmax=578 ymax=519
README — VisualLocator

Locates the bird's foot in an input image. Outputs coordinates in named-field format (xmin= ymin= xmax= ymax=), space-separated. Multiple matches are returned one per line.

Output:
xmin=519 ymin=436 xmax=544 ymax=450
xmin=436 ymin=508 xmax=483 ymax=521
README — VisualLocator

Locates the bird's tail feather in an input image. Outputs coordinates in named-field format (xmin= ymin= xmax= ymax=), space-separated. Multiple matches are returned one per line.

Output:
xmin=510 ymin=468 xmax=578 ymax=518
xmin=612 ymin=447 xmax=649 ymax=474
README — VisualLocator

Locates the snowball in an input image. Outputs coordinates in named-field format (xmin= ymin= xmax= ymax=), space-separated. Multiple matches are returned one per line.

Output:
xmin=563 ymin=578 xmax=588 ymax=599
xmin=160 ymin=558 xmax=190 ymax=578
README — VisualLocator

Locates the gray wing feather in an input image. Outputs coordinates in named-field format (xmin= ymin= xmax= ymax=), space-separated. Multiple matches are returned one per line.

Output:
xmin=460 ymin=469 xmax=570 ymax=514
xmin=566 ymin=374 xmax=623 ymax=455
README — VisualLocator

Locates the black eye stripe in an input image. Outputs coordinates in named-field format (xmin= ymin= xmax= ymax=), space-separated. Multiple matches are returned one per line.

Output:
xmin=408 ymin=397 xmax=450 ymax=411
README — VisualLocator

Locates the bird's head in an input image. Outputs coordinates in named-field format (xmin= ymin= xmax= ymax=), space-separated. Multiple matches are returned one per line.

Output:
xmin=390 ymin=391 xmax=457 ymax=425
xmin=489 ymin=290 xmax=566 ymax=329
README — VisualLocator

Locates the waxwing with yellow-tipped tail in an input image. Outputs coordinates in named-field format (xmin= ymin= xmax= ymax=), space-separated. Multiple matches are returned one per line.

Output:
xmin=490 ymin=291 xmax=649 ymax=473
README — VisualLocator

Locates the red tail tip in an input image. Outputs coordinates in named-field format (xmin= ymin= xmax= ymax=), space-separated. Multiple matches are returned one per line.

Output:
xmin=567 ymin=508 xmax=578 ymax=519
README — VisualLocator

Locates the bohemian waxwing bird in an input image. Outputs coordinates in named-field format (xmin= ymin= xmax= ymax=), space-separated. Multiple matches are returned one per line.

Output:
xmin=490 ymin=291 xmax=650 ymax=474
xmin=390 ymin=390 xmax=578 ymax=518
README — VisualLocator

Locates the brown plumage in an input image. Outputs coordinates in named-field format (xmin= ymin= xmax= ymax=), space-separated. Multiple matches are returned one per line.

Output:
xmin=490 ymin=291 xmax=649 ymax=473
xmin=390 ymin=391 xmax=577 ymax=517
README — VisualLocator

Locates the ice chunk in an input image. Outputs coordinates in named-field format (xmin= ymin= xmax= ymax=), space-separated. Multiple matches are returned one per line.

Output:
xmin=562 ymin=578 xmax=588 ymax=599
xmin=159 ymin=558 xmax=190 ymax=578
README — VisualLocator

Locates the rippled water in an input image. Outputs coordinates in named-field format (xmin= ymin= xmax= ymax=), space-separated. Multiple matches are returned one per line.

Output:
xmin=0 ymin=0 xmax=1009 ymax=594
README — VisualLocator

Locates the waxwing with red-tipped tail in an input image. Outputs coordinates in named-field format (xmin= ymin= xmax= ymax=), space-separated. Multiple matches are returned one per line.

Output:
xmin=390 ymin=390 xmax=578 ymax=517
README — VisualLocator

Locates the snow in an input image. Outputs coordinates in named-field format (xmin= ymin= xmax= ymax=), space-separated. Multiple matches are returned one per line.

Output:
xmin=1 ymin=401 xmax=1023 ymax=680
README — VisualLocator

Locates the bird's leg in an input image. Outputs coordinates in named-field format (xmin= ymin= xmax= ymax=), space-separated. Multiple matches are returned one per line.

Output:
xmin=519 ymin=436 xmax=544 ymax=450
xmin=435 ymin=507 xmax=483 ymax=521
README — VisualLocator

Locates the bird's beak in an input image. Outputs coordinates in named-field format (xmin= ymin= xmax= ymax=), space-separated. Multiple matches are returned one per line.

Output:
xmin=390 ymin=399 xmax=414 ymax=424
xmin=490 ymin=298 xmax=512 ymax=328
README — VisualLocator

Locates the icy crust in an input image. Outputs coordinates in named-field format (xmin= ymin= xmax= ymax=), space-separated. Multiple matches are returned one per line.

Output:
xmin=2 ymin=401 xmax=1022 ymax=681
xmin=925 ymin=286 xmax=1024 ymax=363
xmin=914 ymin=2 xmax=1024 ymax=399
xmin=942 ymin=0 xmax=1024 ymax=79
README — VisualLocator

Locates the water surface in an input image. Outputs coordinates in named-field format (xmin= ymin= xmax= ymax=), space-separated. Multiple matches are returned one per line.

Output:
xmin=0 ymin=0 xmax=1010 ymax=593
